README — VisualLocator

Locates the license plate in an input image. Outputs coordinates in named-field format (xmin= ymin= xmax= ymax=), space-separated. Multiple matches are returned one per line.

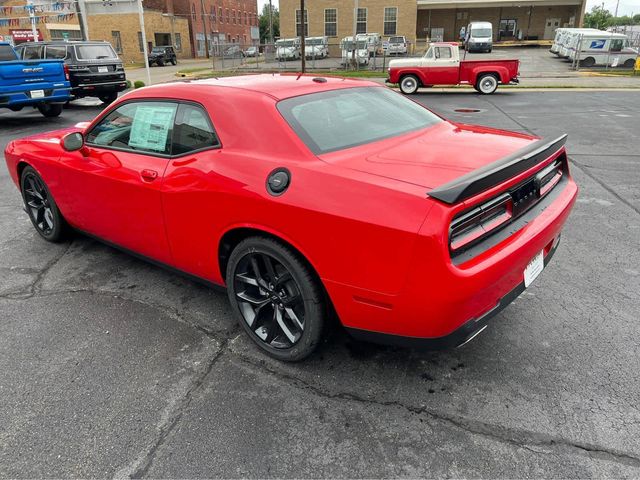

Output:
xmin=524 ymin=250 xmax=544 ymax=288
xmin=98 ymin=66 xmax=108 ymax=73
xmin=31 ymin=90 xmax=45 ymax=98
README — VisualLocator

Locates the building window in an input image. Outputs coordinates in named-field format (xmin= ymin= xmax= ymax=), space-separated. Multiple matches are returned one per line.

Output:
xmin=231 ymin=9 xmax=235 ymax=24
xmin=137 ymin=31 xmax=144 ymax=52
xmin=295 ymin=9 xmax=308 ymax=37
xmin=175 ymin=32 xmax=182 ymax=51
xmin=383 ymin=7 xmax=397 ymax=36
xmin=324 ymin=8 xmax=337 ymax=37
xmin=49 ymin=29 xmax=82 ymax=41
xmin=191 ymin=3 xmax=196 ymax=20
xmin=499 ymin=19 xmax=516 ymax=38
xmin=111 ymin=31 xmax=122 ymax=53
xmin=211 ymin=7 xmax=216 ymax=23
xmin=219 ymin=7 xmax=223 ymax=22
xmin=356 ymin=8 xmax=367 ymax=34
xmin=225 ymin=9 xmax=229 ymax=23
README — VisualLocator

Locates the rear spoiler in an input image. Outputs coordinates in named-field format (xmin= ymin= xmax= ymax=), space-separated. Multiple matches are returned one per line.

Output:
xmin=428 ymin=134 xmax=568 ymax=204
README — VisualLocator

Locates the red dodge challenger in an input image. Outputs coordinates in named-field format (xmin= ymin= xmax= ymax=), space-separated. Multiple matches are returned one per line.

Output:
xmin=4 ymin=75 xmax=577 ymax=361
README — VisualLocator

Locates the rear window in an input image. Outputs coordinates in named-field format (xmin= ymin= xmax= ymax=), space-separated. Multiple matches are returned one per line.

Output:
xmin=75 ymin=44 xmax=117 ymax=60
xmin=0 ymin=45 xmax=17 ymax=61
xmin=389 ymin=36 xmax=405 ymax=43
xmin=277 ymin=87 xmax=442 ymax=154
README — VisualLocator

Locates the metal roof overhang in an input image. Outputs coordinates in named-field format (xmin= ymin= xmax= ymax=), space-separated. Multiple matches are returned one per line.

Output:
xmin=417 ymin=0 xmax=582 ymax=9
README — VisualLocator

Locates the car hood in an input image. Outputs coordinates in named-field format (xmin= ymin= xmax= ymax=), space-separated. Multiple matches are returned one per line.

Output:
xmin=319 ymin=121 xmax=538 ymax=190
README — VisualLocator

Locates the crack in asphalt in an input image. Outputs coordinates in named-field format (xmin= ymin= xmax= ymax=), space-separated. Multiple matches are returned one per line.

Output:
xmin=235 ymin=355 xmax=640 ymax=469
xmin=113 ymin=338 xmax=232 ymax=480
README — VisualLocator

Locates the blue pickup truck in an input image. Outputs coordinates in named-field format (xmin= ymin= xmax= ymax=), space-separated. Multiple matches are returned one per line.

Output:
xmin=0 ymin=42 xmax=71 ymax=118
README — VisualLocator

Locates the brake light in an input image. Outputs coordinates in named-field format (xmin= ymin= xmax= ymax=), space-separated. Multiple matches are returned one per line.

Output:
xmin=64 ymin=64 xmax=70 ymax=81
xmin=450 ymin=193 xmax=513 ymax=252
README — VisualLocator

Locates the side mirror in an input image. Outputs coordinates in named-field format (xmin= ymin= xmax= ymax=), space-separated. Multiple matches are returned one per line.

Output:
xmin=62 ymin=132 xmax=84 ymax=152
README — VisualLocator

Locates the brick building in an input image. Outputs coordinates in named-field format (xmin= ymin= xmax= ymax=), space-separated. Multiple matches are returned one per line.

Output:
xmin=279 ymin=0 xmax=587 ymax=47
xmin=0 ymin=0 xmax=82 ymax=44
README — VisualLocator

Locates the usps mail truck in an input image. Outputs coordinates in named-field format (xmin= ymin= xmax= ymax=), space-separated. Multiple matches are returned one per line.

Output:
xmin=568 ymin=31 xmax=638 ymax=67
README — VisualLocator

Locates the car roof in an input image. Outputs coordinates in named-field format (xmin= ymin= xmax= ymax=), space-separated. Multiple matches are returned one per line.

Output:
xmin=139 ymin=74 xmax=380 ymax=101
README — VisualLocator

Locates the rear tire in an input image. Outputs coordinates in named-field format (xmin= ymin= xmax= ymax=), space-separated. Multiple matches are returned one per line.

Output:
xmin=623 ymin=59 xmax=635 ymax=68
xmin=171 ymin=58 xmax=177 ymax=65
xmin=226 ymin=236 xmax=326 ymax=362
xmin=20 ymin=166 xmax=68 ymax=242
xmin=99 ymin=93 xmax=118 ymax=105
xmin=399 ymin=74 xmax=420 ymax=94
xmin=158 ymin=59 xmax=165 ymax=66
xmin=580 ymin=57 xmax=596 ymax=68
xmin=37 ymin=103 xmax=63 ymax=118
xmin=476 ymin=73 xmax=499 ymax=94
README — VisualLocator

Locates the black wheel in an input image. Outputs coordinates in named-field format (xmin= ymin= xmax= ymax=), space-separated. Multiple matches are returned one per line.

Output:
xmin=623 ymin=59 xmax=635 ymax=68
xmin=20 ymin=166 xmax=67 ymax=242
xmin=9 ymin=106 xmax=23 ymax=112
xmin=36 ymin=103 xmax=63 ymax=118
xmin=399 ymin=74 xmax=420 ymax=94
xmin=157 ymin=59 xmax=165 ymax=66
xmin=99 ymin=93 xmax=118 ymax=104
xmin=226 ymin=237 xmax=326 ymax=361
xmin=476 ymin=73 xmax=499 ymax=94
xmin=581 ymin=57 xmax=596 ymax=68
xmin=171 ymin=58 xmax=177 ymax=65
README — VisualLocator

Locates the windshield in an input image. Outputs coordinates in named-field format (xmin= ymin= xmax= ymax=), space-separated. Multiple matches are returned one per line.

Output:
xmin=75 ymin=44 xmax=117 ymax=60
xmin=276 ymin=40 xmax=295 ymax=47
xmin=277 ymin=87 xmax=442 ymax=154
xmin=0 ymin=45 xmax=17 ymax=61
xmin=342 ymin=41 xmax=367 ymax=50
xmin=307 ymin=38 xmax=325 ymax=46
xmin=471 ymin=28 xmax=492 ymax=38
xmin=152 ymin=47 xmax=165 ymax=53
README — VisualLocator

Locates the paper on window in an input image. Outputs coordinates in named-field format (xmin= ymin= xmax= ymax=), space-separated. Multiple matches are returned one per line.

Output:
xmin=128 ymin=105 xmax=176 ymax=152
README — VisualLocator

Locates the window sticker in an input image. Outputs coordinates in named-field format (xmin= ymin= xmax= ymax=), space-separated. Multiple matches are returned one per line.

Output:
xmin=128 ymin=105 xmax=176 ymax=152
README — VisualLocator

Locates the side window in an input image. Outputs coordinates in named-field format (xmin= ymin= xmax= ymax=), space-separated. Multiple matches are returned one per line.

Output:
xmin=171 ymin=103 xmax=219 ymax=155
xmin=435 ymin=47 xmax=452 ymax=59
xmin=86 ymin=102 xmax=177 ymax=156
xmin=45 ymin=45 xmax=67 ymax=59
xmin=425 ymin=46 xmax=434 ymax=59
xmin=610 ymin=39 xmax=623 ymax=52
xmin=24 ymin=45 xmax=43 ymax=59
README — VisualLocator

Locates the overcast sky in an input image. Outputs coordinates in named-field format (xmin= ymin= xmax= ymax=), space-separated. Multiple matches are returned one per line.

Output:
xmin=259 ymin=0 xmax=639 ymax=20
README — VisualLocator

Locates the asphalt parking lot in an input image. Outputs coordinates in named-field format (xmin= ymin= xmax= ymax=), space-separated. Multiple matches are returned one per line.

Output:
xmin=1 ymin=90 xmax=639 ymax=478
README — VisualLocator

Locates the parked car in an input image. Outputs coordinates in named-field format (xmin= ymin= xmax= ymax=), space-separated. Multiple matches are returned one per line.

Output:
xmin=304 ymin=36 xmax=329 ymax=59
xmin=465 ymin=21 xmax=493 ymax=53
xmin=275 ymin=38 xmax=301 ymax=61
xmin=148 ymin=46 xmax=177 ymax=66
xmin=244 ymin=46 xmax=259 ymax=57
xmin=4 ymin=74 xmax=577 ymax=361
xmin=340 ymin=37 xmax=369 ymax=65
xmin=223 ymin=45 xmax=245 ymax=59
xmin=386 ymin=35 xmax=408 ymax=55
xmin=15 ymin=41 xmax=127 ymax=104
xmin=388 ymin=42 xmax=520 ymax=94
xmin=0 ymin=42 xmax=71 ymax=117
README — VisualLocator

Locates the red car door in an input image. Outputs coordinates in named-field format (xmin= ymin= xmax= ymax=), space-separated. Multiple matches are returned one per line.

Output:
xmin=57 ymin=100 xmax=177 ymax=264
xmin=427 ymin=45 xmax=460 ymax=85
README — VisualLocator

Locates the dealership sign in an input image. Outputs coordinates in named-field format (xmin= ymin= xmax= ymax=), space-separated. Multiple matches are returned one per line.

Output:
xmin=10 ymin=29 xmax=43 ymax=42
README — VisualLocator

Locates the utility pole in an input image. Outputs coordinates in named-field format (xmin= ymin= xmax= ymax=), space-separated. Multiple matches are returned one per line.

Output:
xmin=136 ymin=0 xmax=152 ymax=86
xmin=200 ymin=0 xmax=210 ymax=58
xmin=268 ymin=0 xmax=274 ymax=44
xmin=76 ymin=0 xmax=89 ymax=41
xmin=300 ymin=0 xmax=305 ymax=72
xmin=27 ymin=0 xmax=38 ymax=42
xmin=614 ymin=0 xmax=620 ymax=17
xmin=351 ymin=0 xmax=358 ymax=68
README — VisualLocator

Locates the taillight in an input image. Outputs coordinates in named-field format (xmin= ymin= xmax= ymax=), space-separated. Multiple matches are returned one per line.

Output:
xmin=64 ymin=64 xmax=70 ymax=81
xmin=535 ymin=160 xmax=563 ymax=196
xmin=450 ymin=193 xmax=513 ymax=252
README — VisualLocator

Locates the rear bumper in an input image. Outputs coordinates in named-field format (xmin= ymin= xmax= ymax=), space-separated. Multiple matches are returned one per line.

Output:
xmin=346 ymin=236 xmax=560 ymax=349
xmin=0 ymin=87 xmax=71 ymax=107
xmin=72 ymin=80 xmax=128 ymax=96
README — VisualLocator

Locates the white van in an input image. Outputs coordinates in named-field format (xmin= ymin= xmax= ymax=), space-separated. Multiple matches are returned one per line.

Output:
xmin=568 ymin=31 xmax=638 ymax=67
xmin=275 ymin=38 xmax=301 ymax=61
xmin=357 ymin=33 xmax=383 ymax=57
xmin=305 ymin=36 xmax=328 ymax=59
xmin=557 ymin=28 xmax=601 ymax=57
xmin=340 ymin=36 xmax=369 ymax=65
xmin=465 ymin=21 xmax=493 ymax=53
xmin=550 ymin=28 xmax=569 ymax=55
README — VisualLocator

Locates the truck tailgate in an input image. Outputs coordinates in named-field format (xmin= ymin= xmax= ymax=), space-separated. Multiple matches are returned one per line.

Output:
xmin=0 ymin=60 xmax=66 ymax=88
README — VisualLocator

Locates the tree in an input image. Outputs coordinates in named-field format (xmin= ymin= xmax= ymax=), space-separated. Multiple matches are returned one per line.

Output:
xmin=259 ymin=4 xmax=280 ymax=44
xmin=583 ymin=5 xmax=613 ymax=29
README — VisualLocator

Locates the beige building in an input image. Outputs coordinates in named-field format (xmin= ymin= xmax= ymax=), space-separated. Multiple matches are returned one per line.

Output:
xmin=279 ymin=0 xmax=586 ymax=47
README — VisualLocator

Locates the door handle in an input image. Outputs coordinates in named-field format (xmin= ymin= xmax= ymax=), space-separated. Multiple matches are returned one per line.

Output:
xmin=141 ymin=169 xmax=158 ymax=181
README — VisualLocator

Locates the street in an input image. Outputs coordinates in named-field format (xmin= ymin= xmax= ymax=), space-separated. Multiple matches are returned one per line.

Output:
xmin=1 ymin=90 xmax=639 ymax=477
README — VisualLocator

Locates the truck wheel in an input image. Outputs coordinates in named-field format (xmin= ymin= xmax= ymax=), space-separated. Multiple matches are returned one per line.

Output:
xmin=157 ymin=59 xmax=165 ymax=67
xmin=399 ymin=75 xmax=420 ymax=95
xmin=580 ymin=57 xmax=595 ymax=68
xmin=37 ymin=103 xmax=63 ymax=118
xmin=623 ymin=59 xmax=635 ymax=68
xmin=99 ymin=93 xmax=118 ymax=105
xmin=171 ymin=58 xmax=177 ymax=65
xmin=476 ymin=74 xmax=498 ymax=94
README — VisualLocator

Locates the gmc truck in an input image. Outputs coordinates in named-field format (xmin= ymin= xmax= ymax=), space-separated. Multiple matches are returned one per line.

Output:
xmin=388 ymin=42 xmax=520 ymax=95
xmin=0 ymin=42 xmax=71 ymax=117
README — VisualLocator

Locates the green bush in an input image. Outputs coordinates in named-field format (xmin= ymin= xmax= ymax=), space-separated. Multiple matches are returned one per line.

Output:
xmin=133 ymin=80 xmax=146 ymax=89
xmin=125 ymin=80 xmax=132 ymax=89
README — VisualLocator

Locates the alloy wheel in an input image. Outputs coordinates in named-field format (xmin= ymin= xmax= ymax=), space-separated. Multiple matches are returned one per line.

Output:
xmin=233 ymin=252 xmax=306 ymax=349
xmin=23 ymin=173 xmax=55 ymax=235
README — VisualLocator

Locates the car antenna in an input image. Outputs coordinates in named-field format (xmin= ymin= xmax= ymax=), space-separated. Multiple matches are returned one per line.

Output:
xmin=296 ymin=72 xmax=303 ymax=80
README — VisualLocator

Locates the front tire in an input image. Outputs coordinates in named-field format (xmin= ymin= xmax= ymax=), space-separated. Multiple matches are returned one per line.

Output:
xmin=37 ymin=103 xmax=63 ymax=118
xmin=476 ymin=73 xmax=498 ymax=94
xmin=399 ymin=74 xmax=420 ymax=94
xmin=581 ymin=57 xmax=596 ymax=68
xmin=171 ymin=58 xmax=177 ymax=65
xmin=226 ymin=237 xmax=326 ymax=362
xmin=20 ymin=166 xmax=67 ymax=242
xmin=99 ymin=93 xmax=118 ymax=104
xmin=623 ymin=59 xmax=635 ymax=68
